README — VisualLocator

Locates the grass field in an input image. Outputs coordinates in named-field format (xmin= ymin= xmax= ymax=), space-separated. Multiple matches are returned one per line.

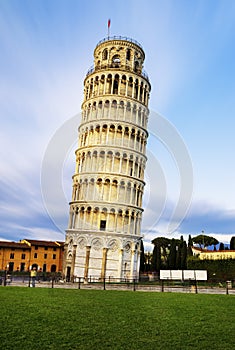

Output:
xmin=0 ymin=287 xmax=234 ymax=350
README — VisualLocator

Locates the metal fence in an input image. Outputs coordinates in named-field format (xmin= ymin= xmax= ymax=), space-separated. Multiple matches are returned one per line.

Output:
xmin=0 ymin=274 xmax=234 ymax=295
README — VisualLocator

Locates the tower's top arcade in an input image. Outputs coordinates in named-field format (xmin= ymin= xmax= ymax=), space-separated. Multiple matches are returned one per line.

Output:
xmin=89 ymin=36 xmax=148 ymax=80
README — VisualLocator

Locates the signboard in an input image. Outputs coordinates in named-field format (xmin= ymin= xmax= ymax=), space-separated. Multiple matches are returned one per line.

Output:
xmin=160 ymin=270 xmax=207 ymax=281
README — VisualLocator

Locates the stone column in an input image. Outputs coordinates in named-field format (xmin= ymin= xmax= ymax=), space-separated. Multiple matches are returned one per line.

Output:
xmin=71 ymin=245 xmax=77 ymax=281
xmin=136 ymin=248 xmax=141 ymax=282
xmin=68 ymin=209 xmax=74 ymax=229
xmin=63 ymin=244 xmax=68 ymax=277
xmin=130 ymin=247 xmax=136 ymax=282
xmin=84 ymin=246 xmax=91 ymax=282
xmin=117 ymin=248 xmax=124 ymax=281
xmin=101 ymin=247 xmax=108 ymax=280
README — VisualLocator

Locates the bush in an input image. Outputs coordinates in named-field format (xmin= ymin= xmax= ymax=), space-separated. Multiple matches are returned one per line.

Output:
xmin=187 ymin=257 xmax=235 ymax=281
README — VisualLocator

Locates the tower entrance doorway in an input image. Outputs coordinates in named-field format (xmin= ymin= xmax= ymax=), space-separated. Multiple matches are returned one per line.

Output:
xmin=66 ymin=266 xmax=71 ymax=282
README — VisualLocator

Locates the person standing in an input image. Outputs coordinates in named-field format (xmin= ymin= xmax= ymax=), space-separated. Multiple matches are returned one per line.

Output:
xmin=30 ymin=267 xmax=37 ymax=287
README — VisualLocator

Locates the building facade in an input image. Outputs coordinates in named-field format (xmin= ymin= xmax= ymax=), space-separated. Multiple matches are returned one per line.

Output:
xmin=21 ymin=239 xmax=64 ymax=272
xmin=0 ymin=239 xmax=64 ymax=273
xmin=0 ymin=241 xmax=30 ymax=272
xmin=192 ymin=247 xmax=235 ymax=260
xmin=64 ymin=36 xmax=151 ymax=281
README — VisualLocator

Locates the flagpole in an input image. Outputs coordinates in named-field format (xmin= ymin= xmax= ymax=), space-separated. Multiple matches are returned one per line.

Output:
xmin=108 ymin=19 xmax=111 ymax=39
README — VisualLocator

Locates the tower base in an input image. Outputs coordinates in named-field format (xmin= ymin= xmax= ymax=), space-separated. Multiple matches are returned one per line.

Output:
xmin=64 ymin=230 xmax=142 ymax=282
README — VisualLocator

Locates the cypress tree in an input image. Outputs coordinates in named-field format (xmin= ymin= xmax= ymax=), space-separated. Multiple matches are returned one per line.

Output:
xmin=230 ymin=237 xmax=235 ymax=250
xmin=168 ymin=239 xmax=176 ymax=269
xmin=152 ymin=244 xmax=161 ymax=272
xmin=188 ymin=234 xmax=193 ymax=256
xmin=181 ymin=241 xmax=187 ymax=269
xmin=219 ymin=242 xmax=224 ymax=251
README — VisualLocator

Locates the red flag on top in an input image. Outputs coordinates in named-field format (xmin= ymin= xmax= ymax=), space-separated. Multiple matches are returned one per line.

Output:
xmin=108 ymin=19 xmax=111 ymax=28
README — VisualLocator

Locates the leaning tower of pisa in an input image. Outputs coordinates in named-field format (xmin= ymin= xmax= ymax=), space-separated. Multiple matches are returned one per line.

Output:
xmin=64 ymin=36 xmax=151 ymax=282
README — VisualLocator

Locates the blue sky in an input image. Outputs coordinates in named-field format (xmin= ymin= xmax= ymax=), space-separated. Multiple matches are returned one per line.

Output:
xmin=1 ymin=0 xmax=235 ymax=250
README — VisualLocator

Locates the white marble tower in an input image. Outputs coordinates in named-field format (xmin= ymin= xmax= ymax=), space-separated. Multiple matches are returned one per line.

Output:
xmin=64 ymin=36 xmax=151 ymax=282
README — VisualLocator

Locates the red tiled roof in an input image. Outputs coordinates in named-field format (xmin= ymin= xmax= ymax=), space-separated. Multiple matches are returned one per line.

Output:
xmin=22 ymin=239 xmax=64 ymax=247
xmin=192 ymin=246 xmax=235 ymax=253
xmin=0 ymin=241 xmax=30 ymax=249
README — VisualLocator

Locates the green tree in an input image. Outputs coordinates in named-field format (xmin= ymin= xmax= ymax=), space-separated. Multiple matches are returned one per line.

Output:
xmin=152 ymin=237 xmax=170 ymax=248
xmin=188 ymin=234 xmax=193 ymax=256
xmin=144 ymin=252 xmax=152 ymax=272
xmin=192 ymin=234 xmax=218 ymax=249
xmin=152 ymin=237 xmax=171 ymax=269
xmin=152 ymin=244 xmax=161 ymax=272
xmin=219 ymin=242 xmax=224 ymax=251
xmin=209 ymin=237 xmax=219 ymax=250
xmin=175 ymin=236 xmax=183 ymax=269
xmin=230 ymin=237 xmax=235 ymax=250
xmin=181 ymin=241 xmax=187 ymax=269
xmin=168 ymin=239 xmax=176 ymax=269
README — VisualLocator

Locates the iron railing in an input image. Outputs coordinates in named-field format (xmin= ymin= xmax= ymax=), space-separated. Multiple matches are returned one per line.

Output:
xmin=96 ymin=36 xmax=143 ymax=50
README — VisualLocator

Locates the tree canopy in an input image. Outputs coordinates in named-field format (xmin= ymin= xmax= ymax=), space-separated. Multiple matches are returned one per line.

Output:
xmin=192 ymin=234 xmax=218 ymax=248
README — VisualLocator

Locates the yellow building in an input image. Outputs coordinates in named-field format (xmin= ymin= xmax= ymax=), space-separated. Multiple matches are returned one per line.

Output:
xmin=0 ymin=241 xmax=31 ymax=271
xmin=21 ymin=239 xmax=64 ymax=272
xmin=0 ymin=239 xmax=64 ymax=273
xmin=192 ymin=247 xmax=235 ymax=260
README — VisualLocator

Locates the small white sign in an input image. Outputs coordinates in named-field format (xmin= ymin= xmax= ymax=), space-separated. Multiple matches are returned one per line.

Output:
xmin=160 ymin=270 xmax=207 ymax=281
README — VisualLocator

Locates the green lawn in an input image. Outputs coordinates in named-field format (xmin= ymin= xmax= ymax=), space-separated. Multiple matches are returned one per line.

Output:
xmin=0 ymin=287 xmax=234 ymax=350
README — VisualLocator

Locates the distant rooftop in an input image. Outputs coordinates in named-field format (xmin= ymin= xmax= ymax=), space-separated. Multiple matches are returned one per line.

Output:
xmin=21 ymin=239 xmax=64 ymax=247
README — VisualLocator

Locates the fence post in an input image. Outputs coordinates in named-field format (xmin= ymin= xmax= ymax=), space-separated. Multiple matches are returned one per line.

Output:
xmin=161 ymin=280 xmax=164 ymax=292
xmin=51 ymin=276 xmax=55 ymax=288
xmin=78 ymin=277 xmax=81 ymax=289
xmin=195 ymin=280 xmax=198 ymax=294
xmin=4 ymin=269 xmax=7 ymax=287
xmin=133 ymin=279 xmax=136 ymax=291
xmin=226 ymin=281 xmax=229 ymax=295
xmin=103 ymin=277 xmax=106 ymax=290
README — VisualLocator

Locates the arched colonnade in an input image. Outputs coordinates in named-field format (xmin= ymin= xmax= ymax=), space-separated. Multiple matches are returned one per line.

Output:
xmin=79 ymin=122 xmax=147 ymax=154
xmin=75 ymin=148 xmax=146 ymax=180
xmin=84 ymin=72 xmax=150 ymax=107
xmin=68 ymin=204 xmax=142 ymax=236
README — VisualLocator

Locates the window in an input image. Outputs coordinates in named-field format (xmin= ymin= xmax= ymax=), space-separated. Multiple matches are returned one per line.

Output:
xmin=100 ymin=220 xmax=106 ymax=231
xmin=43 ymin=264 xmax=47 ymax=272
xmin=34 ymin=246 xmax=38 ymax=250
xmin=102 ymin=49 xmax=108 ymax=60
xmin=51 ymin=265 xmax=56 ymax=272
xmin=134 ymin=61 xmax=140 ymax=72
xmin=21 ymin=253 xmax=26 ymax=260
xmin=20 ymin=263 xmax=25 ymax=272
xmin=44 ymin=247 xmax=48 ymax=251
xmin=53 ymin=254 xmax=56 ymax=260
xmin=34 ymin=253 xmax=38 ymax=258
xmin=9 ymin=262 xmax=14 ymax=272
xmin=53 ymin=247 xmax=57 ymax=252
xmin=10 ymin=253 xmax=14 ymax=259
xmin=112 ymin=55 xmax=120 ymax=66
xmin=126 ymin=49 xmax=131 ymax=60
xmin=44 ymin=254 xmax=47 ymax=259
